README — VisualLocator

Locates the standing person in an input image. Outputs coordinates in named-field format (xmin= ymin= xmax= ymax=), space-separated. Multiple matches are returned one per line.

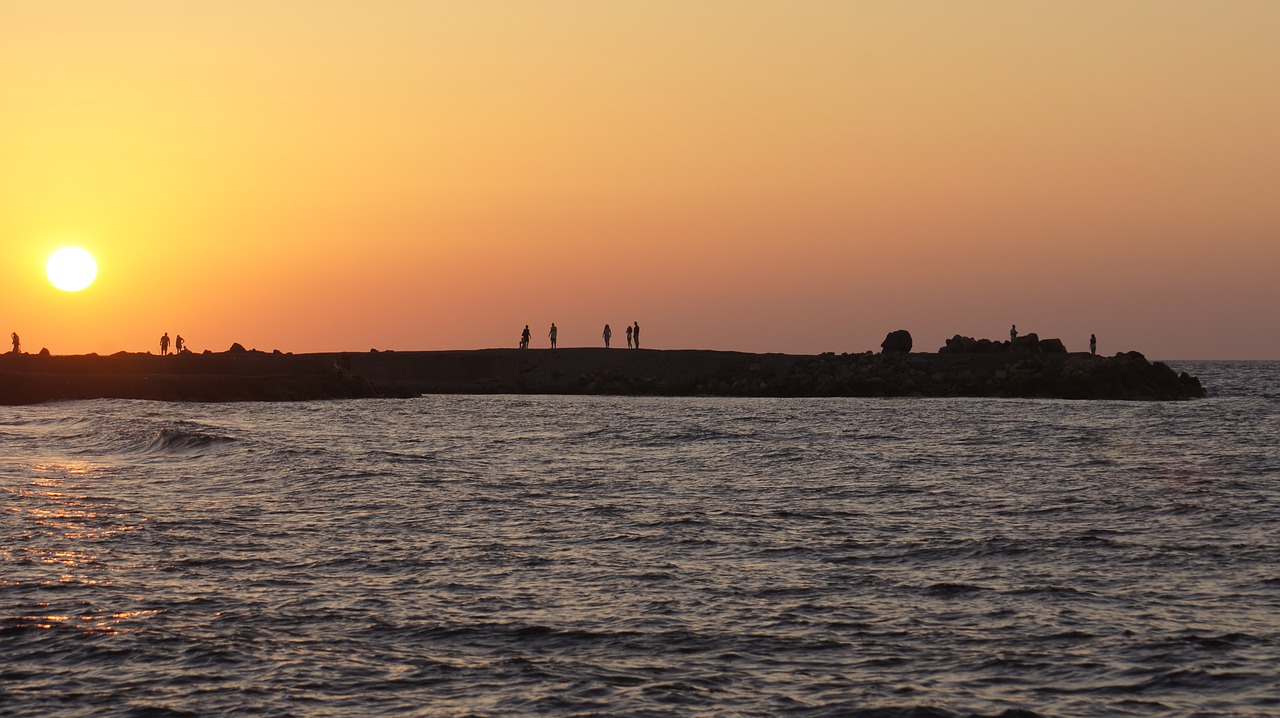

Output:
xmin=176 ymin=335 xmax=185 ymax=354
xmin=602 ymin=324 xmax=612 ymax=348
xmin=626 ymin=324 xmax=633 ymax=349
xmin=548 ymin=323 xmax=558 ymax=350
xmin=1089 ymin=334 xmax=1097 ymax=355
xmin=10 ymin=332 xmax=19 ymax=354
xmin=633 ymin=322 xmax=640 ymax=349
xmin=520 ymin=325 xmax=531 ymax=349
xmin=1009 ymin=325 xmax=1017 ymax=347
xmin=160 ymin=332 xmax=170 ymax=356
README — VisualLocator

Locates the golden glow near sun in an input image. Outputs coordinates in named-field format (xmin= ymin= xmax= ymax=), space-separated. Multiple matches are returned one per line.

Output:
xmin=46 ymin=247 xmax=98 ymax=292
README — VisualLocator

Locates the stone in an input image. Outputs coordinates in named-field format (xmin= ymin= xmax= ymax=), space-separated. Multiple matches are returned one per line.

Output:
xmin=880 ymin=329 xmax=913 ymax=354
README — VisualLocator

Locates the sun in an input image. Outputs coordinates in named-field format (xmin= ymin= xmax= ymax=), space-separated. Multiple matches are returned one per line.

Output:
xmin=46 ymin=246 xmax=98 ymax=292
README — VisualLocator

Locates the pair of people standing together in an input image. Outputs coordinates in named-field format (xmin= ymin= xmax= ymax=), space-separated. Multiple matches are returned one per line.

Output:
xmin=602 ymin=322 xmax=639 ymax=349
xmin=159 ymin=332 xmax=185 ymax=355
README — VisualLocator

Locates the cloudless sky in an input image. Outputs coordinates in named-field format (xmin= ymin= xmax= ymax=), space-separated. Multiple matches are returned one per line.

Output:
xmin=2 ymin=1 xmax=1277 ymax=358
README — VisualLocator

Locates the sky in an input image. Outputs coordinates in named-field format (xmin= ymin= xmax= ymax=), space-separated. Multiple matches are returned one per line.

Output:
xmin=2 ymin=1 xmax=1277 ymax=359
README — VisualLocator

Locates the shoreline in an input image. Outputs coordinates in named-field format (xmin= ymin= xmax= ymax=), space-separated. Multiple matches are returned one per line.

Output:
xmin=0 ymin=347 xmax=1206 ymax=405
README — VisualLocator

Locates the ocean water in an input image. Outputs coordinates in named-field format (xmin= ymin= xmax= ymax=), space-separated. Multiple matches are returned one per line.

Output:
xmin=2 ymin=361 xmax=1277 ymax=717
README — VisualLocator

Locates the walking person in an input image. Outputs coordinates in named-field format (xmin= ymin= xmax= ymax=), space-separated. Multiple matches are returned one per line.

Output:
xmin=548 ymin=323 xmax=558 ymax=350
xmin=633 ymin=322 xmax=640 ymax=349
xmin=626 ymin=324 xmax=633 ymax=349
xmin=603 ymin=324 xmax=612 ymax=348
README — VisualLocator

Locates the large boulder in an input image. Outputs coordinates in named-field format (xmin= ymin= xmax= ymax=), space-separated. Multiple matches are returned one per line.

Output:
xmin=1038 ymin=337 xmax=1068 ymax=353
xmin=880 ymin=329 xmax=913 ymax=354
xmin=228 ymin=342 xmax=247 ymax=353
xmin=1010 ymin=333 xmax=1041 ymax=353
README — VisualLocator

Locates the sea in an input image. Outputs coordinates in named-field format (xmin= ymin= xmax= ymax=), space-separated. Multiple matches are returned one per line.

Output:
xmin=2 ymin=360 xmax=1277 ymax=717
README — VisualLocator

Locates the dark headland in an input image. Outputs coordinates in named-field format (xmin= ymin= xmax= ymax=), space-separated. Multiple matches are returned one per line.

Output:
xmin=0 ymin=332 xmax=1206 ymax=405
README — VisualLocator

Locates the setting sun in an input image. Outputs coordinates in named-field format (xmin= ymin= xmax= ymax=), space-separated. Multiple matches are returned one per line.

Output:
xmin=46 ymin=246 xmax=98 ymax=292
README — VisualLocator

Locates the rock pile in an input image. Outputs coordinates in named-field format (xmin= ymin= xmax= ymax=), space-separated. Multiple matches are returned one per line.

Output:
xmin=940 ymin=333 xmax=1067 ymax=354
xmin=773 ymin=350 xmax=1203 ymax=400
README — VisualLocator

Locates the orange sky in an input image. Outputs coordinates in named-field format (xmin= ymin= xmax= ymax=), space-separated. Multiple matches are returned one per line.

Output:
xmin=3 ymin=2 xmax=1277 ymax=359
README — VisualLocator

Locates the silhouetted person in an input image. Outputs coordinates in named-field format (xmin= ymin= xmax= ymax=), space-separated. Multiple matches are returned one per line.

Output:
xmin=10 ymin=332 xmax=19 ymax=354
xmin=1009 ymin=325 xmax=1017 ymax=346
xmin=633 ymin=322 xmax=640 ymax=349
xmin=1090 ymin=334 xmax=1097 ymax=355
xmin=175 ymin=335 xmax=185 ymax=354
xmin=603 ymin=324 xmax=612 ymax=348
xmin=520 ymin=325 xmax=530 ymax=349
xmin=626 ymin=324 xmax=633 ymax=349
xmin=548 ymin=323 xmax=558 ymax=349
xmin=160 ymin=332 xmax=170 ymax=356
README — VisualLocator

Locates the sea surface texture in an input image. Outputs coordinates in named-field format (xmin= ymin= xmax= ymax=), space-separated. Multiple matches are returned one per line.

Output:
xmin=3 ymin=361 xmax=1277 ymax=717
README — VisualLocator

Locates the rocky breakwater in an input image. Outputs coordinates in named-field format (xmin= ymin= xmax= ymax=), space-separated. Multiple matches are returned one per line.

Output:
xmin=762 ymin=329 xmax=1205 ymax=400
xmin=0 ymin=339 xmax=1207 ymax=404
xmin=781 ymin=349 xmax=1204 ymax=400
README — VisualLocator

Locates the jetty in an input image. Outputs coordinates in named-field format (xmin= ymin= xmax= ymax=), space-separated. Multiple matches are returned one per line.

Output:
xmin=0 ymin=340 xmax=1206 ymax=405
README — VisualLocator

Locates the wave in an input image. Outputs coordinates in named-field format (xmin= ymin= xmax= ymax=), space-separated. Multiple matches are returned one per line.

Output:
xmin=138 ymin=428 xmax=237 ymax=455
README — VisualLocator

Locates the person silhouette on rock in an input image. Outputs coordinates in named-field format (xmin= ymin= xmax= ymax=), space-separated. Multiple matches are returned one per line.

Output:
xmin=603 ymin=324 xmax=612 ymax=348
xmin=520 ymin=325 xmax=530 ymax=349
xmin=633 ymin=322 xmax=640 ymax=349
xmin=1090 ymin=334 xmax=1097 ymax=355
xmin=626 ymin=324 xmax=633 ymax=349
xmin=548 ymin=323 xmax=558 ymax=350
xmin=176 ymin=335 xmax=185 ymax=354
xmin=10 ymin=332 xmax=19 ymax=354
xmin=160 ymin=332 xmax=170 ymax=356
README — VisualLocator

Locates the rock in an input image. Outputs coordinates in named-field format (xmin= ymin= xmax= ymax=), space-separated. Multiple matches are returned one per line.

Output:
xmin=939 ymin=335 xmax=1005 ymax=354
xmin=1010 ymin=333 xmax=1041 ymax=353
xmin=228 ymin=342 xmax=247 ymax=353
xmin=1038 ymin=338 xmax=1067 ymax=353
xmin=880 ymin=329 xmax=913 ymax=354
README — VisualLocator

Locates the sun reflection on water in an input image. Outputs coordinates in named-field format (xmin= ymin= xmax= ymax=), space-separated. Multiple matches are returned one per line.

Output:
xmin=4 ymin=459 xmax=159 ymax=635
xmin=8 ymin=609 xmax=166 ymax=635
